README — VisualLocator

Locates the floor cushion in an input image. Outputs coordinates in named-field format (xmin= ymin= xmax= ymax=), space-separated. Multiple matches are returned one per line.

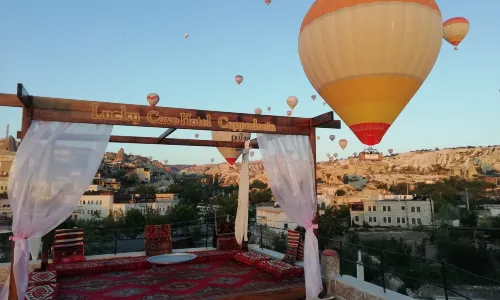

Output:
xmin=256 ymin=259 xmax=304 ymax=278
xmin=192 ymin=250 xmax=241 ymax=263
xmin=234 ymin=252 xmax=272 ymax=266
xmin=28 ymin=271 xmax=57 ymax=287
xmin=25 ymin=283 xmax=58 ymax=300
xmin=49 ymin=256 xmax=150 ymax=277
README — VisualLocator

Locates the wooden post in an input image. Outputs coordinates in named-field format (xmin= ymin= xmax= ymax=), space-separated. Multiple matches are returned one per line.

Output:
xmin=308 ymin=121 xmax=319 ymax=238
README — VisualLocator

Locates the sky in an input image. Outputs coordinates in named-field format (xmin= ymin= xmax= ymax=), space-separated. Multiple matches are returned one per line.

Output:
xmin=0 ymin=0 xmax=499 ymax=165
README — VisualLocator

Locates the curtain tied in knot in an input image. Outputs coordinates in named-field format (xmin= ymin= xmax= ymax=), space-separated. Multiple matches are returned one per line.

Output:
xmin=9 ymin=236 xmax=26 ymax=241
xmin=305 ymin=224 xmax=318 ymax=231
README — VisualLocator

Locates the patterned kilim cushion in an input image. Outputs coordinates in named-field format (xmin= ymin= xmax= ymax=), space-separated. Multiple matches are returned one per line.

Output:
xmin=25 ymin=283 xmax=58 ymax=300
xmin=145 ymin=239 xmax=172 ymax=256
xmin=50 ymin=256 xmax=150 ymax=277
xmin=28 ymin=271 xmax=57 ymax=287
xmin=144 ymin=224 xmax=171 ymax=239
xmin=234 ymin=252 xmax=272 ymax=266
xmin=297 ymin=235 xmax=304 ymax=260
xmin=256 ymin=259 xmax=304 ymax=278
xmin=282 ymin=230 xmax=300 ymax=264
xmin=192 ymin=250 xmax=241 ymax=263
xmin=217 ymin=236 xmax=239 ymax=250
xmin=52 ymin=244 xmax=84 ymax=264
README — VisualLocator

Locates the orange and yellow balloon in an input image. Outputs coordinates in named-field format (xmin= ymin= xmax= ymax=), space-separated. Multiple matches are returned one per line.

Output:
xmin=298 ymin=0 xmax=443 ymax=146
xmin=339 ymin=139 xmax=348 ymax=150
xmin=443 ymin=17 xmax=469 ymax=50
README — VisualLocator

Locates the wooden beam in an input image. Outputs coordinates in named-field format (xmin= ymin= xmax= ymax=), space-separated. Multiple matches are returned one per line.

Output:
xmin=157 ymin=128 xmax=176 ymax=143
xmin=27 ymin=94 xmax=310 ymax=135
xmin=0 ymin=94 xmax=22 ymax=107
xmin=110 ymin=135 xmax=259 ymax=148
xmin=311 ymin=111 xmax=334 ymax=127
xmin=17 ymin=83 xmax=32 ymax=108
xmin=316 ymin=120 xmax=341 ymax=129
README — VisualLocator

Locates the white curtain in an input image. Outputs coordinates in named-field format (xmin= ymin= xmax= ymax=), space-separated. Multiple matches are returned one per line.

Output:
xmin=0 ymin=121 xmax=112 ymax=300
xmin=235 ymin=141 xmax=250 ymax=245
xmin=257 ymin=134 xmax=322 ymax=300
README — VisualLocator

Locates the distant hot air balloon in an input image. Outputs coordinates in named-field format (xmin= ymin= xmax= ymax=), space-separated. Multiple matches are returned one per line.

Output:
xmin=235 ymin=75 xmax=244 ymax=85
xmin=184 ymin=33 xmax=189 ymax=38
xmin=333 ymin=153 xmax=338 ymax=158
xmin=286 ymin=110 xmax=292 ymax=117
xmin=267 ymin=106 xmax=271 ymax=111
xmin=286 ymin=96 xmax=298 ymax=109
xmin=254 ymin=108 xmax=262 ymax=115
xmin=388 ymin=149 xmax=394 ymax=154
xmin=311 ymin=95 xmax=316 ymax=100
xmin=250 ymin=151 xmax=255 ymax=157
xmin=212 ymin=131 xmax=251 ymax=165
xmin=195 ymin=133 xmax=199 ymax=139
xmin=339 ymin=139 xmax=348 ymax=150
xmin=329 ymin=157 xmax=333 ymax=162
xmin=299 ymin=0 xmax=443 ymax=147
xmin=265 ymin=0 xmax=271 ymax=5
xmin=443 ymin=17 xmax=469 ymax=50
xmin=316 ymin=136 xmax=320 ymax=140
xmin=329 ymin=135 xmax=335 ymax=141
xmin=147 ymin=93 xmax=160 ymax=106
xmin=211 ymin=158 xmax=214 ymax=163
xmin=164 ymin=160 xmax=168 ymax=164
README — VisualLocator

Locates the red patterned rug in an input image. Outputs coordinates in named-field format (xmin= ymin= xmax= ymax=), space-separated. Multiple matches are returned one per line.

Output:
xmin=58 ymin=259 xmax=304 ymax=300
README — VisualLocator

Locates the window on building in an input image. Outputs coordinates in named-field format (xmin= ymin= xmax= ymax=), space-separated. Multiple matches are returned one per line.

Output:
xmin=388 ymin=206 xmax=391 ymax=212
xmin=388 ymin=217 xmax=392 ymax=223
xmin=83 ymin=201 xmax=86 ymax=205
xmin=402 ymin=206 xmax=405 ymax=210
xmin=351 ymin=203 xmax=364 ymax=211
xmin=411 ymin=207 xmax=415 ymax=212
xmin=354 ymin=216 xmax=359 ymax=222
xmin=383 ymin=217 xmax=387 ymax=223
xmin=100 ymin=200 xmax=102 ymax=205
xmin=284 ymin=223 xmax=288 ymax=229
xmin=417 ymin=218 xmax=422 ymax=225
xmin=417 ymin=207 xmax=421 ymax=213
xmin=402 ymin=218 xmax=405 ymax=223
xmin=373 ymin=206 xmax=376 ymax=212
xmin=368 ymin=206 xmax=371 ymax=212
xmin=369 ymin=217 xmax=372 ymax=222
xmin=412 ymin=218 xmax=416 ymax=224
xmin=373 ymin=217 xmax=377 ymax=222
xmin=397 ymin=217 xmax=400 ymax=224
xmin=383 ymin=206 xmax=386 ymax=212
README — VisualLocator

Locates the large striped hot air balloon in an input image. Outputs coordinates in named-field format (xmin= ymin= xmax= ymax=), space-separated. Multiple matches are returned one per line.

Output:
xmin=443 ymin=17 xmax=469 ymax=50
xmin=298 ymin=0 xmax=443 ymax=147
xmin=212 ymin=131 xmax=251 ymax=165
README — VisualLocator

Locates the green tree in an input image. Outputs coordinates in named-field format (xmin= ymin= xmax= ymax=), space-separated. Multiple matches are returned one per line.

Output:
xmin=124 ymin=208 xmax=146 ymax=226
xmin=459 ymin=210 xmax=478 ymax=227
xmin=318 ymin=205 xmax=350 ymax=249
xmin=271 ymin=231 xmax=287 ymax=253
xmin=104 ymin=210 xmax=115 ymax=226
xmin=336 ymin=189 xmax=347 ymax=196
xmin=133 ymin=185 xmax=157 ymax=196
xmin=167 ymin=204 xmax=198 ymax=224
xmin=249 ymin=188 xmax=273 ymax=204
xmin=250 ymin=180 xmax=268 ymax=189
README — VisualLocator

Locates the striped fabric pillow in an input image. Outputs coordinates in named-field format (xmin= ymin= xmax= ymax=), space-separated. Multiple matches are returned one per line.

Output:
xmin=53 ymin=228 xmax=84 ymax=248
xmin=282 ymin=230 xmax=300 ymax=264
xmin=297 ymin=234 xmax=304 ymax=260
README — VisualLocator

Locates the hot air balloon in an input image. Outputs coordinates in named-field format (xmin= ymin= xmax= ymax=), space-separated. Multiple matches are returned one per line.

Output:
xmin=329 ymin=135 xmax=335 ymax=141
xmin=250 ymin=151 xmax=255 ymax=157
xmin=184 ymin=33 xmax=189 ymax=38
xmin=235 ymin=75 xmax=244 ymax=85
xmin=211 ymin=158 xmax=214 ymax=163
xmin=316 ymin=136 xmax=320 ymax=140
xmin=353 ymin=152 xmax=358 ymax=157
xmin=388 ymin=149 xmax=394 ymax=155
xmin=311 ymin=95 xmax=316 ymax=100
xmin=212 ymin=131 xmax=251 ymax=165
xmin=286 ymin=96 xmax=298 ymax=109
xmin=286 ymin=110 xmax=292 ymax=117
xmin=333 ymin=153 xmax=338 ymax=158
xmin=254 ymin=108 xmax=262 ymax=115
xmin=339 ymin=139 xmax=348 ymax=150
xmin=299 ymin=0 xmax=443 ymax=147
xmin=267 ymin=106 xmax=271 ymax=111
xmin=195 ymin=133 xmax=199 ymax=139
xmin=164 ymin=160 xmax=168 ymax=164
xmin=443 ymin=17 xmax=469 ymax=50
xmin=265 ymin=0 xmax=271 ymax=5
xmin=147 ymin=93 xmax=160 ymax=106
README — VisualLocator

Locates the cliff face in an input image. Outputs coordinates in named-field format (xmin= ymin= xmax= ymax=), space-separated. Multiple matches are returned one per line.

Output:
xmin=181 ymin=146 xmax=500 ymax=187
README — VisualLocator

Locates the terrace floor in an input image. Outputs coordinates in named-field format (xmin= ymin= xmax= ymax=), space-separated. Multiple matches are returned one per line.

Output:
xmin=57 ymin=255 xmax=305 ymax=300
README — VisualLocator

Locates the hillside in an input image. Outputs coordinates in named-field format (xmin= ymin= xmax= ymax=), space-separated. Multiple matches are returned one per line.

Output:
xmin=181 ymin=146 xmax=500 ymax=188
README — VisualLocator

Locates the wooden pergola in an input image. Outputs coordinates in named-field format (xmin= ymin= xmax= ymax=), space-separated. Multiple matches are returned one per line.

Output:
xmin=0 ymin=83 xmax=341 ymax=299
